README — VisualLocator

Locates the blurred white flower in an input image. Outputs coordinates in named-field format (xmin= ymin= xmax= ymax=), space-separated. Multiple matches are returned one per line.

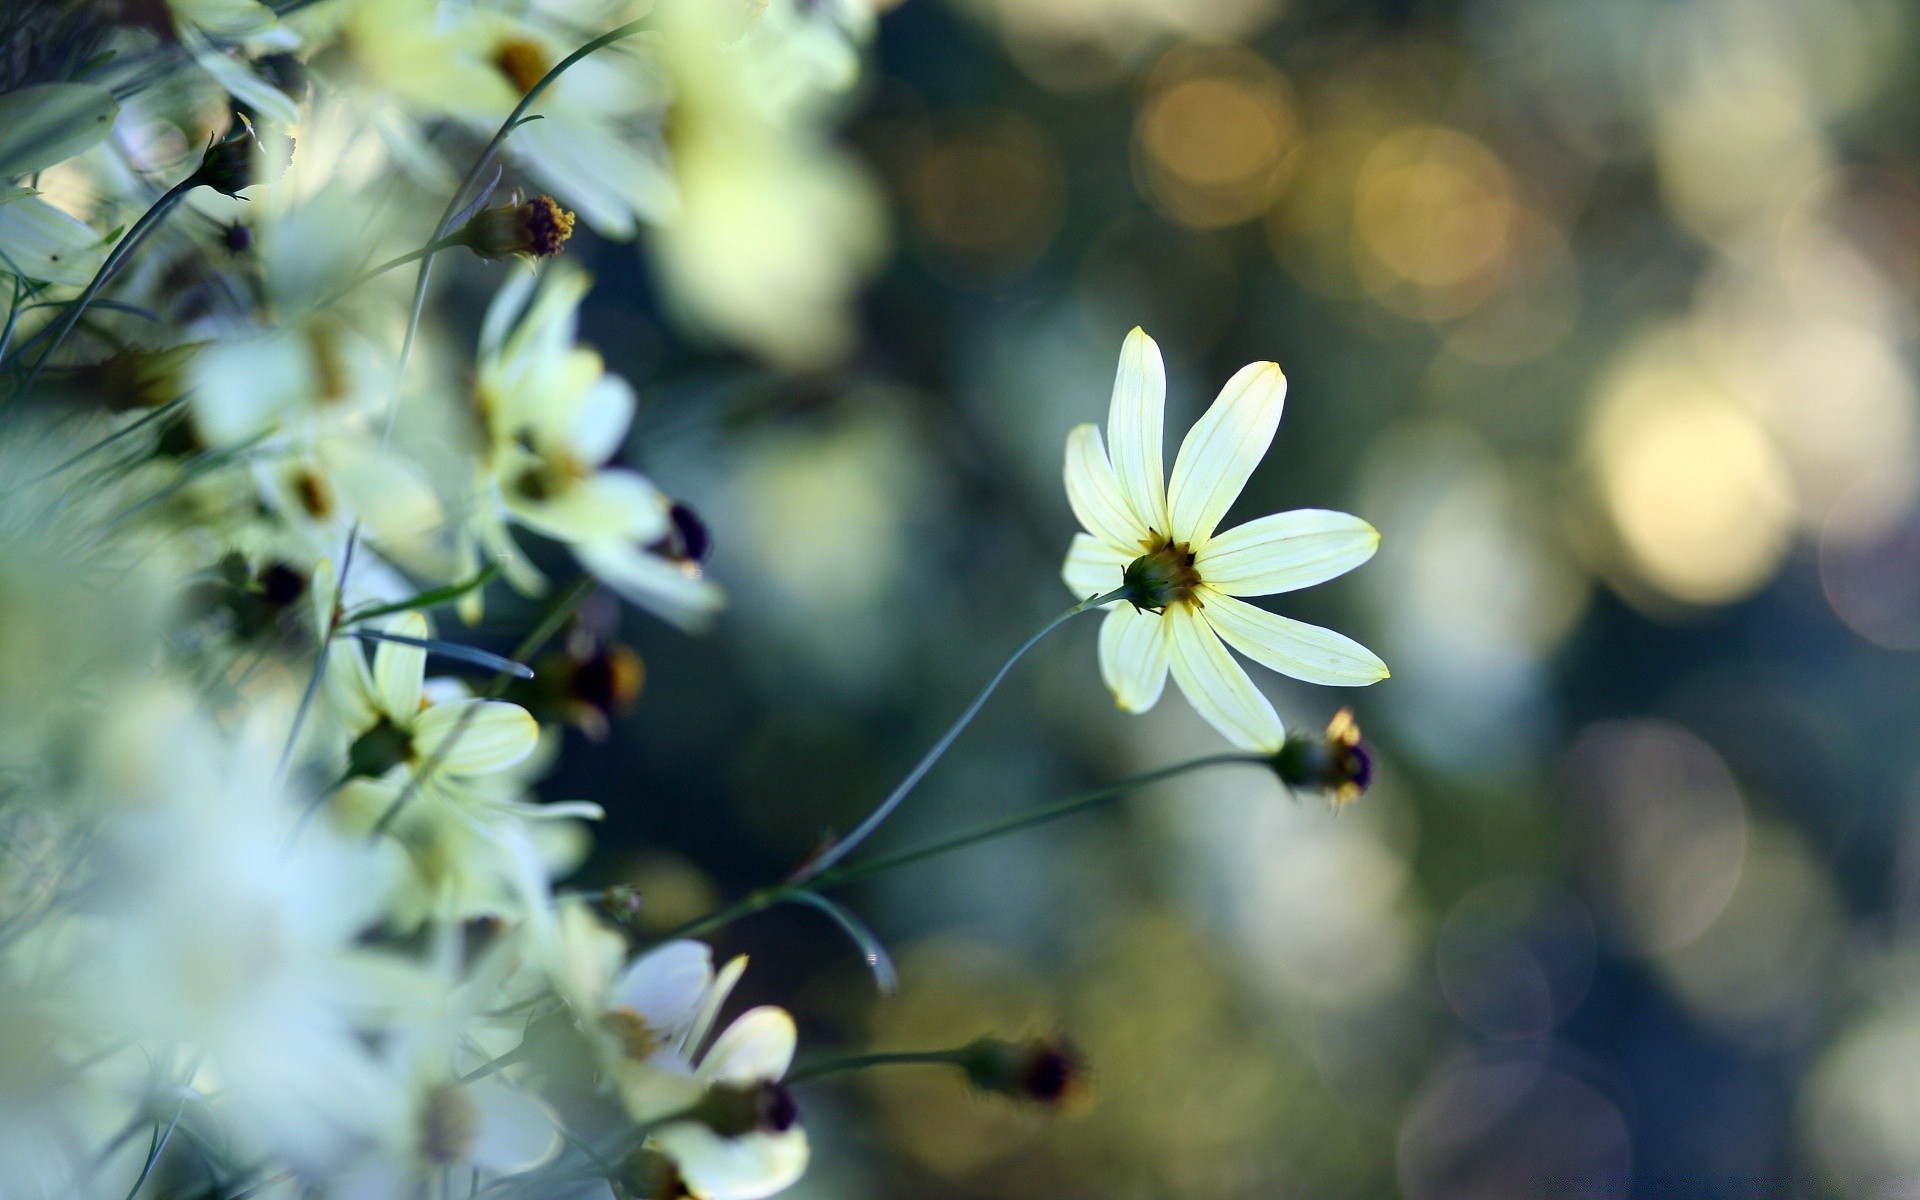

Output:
xmin=648 ymin=0 xmax=885 ymax=369
xmin=1060 ymin=327 xmax=1387 ymax=751
xmin=467 ymin=267 xmax=723 ymax=630
xmin=68 ymin=686 xmax=415 ymax=1172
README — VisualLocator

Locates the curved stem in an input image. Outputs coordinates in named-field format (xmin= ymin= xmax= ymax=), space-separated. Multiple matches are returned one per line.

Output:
xmin=795 ymin=586 xmax=1132 ymax=881
xmin=809 ymin=752 xmax=1270 ymax=892
xmin=650 ymin=751 xmax=1267 ymax=946
xmin=788 ymin=1048 xmax=969 ymax=1084
xmin=7 ymin=176 xmax=194 ymax=400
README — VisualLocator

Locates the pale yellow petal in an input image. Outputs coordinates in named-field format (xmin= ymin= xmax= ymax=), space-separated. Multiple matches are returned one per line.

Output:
xmin=1062 ymin=533 xmax=1130 ymax=604
xmin=412 ymin=699 xmax=539 ymax=776
xmin=652 ymin=1125 xmax=808 ymax=1200
xmin=699 ymin=1006 xmax=797 ymax=1085
xmin=1201 ymin=591 xmax=1389 ymax=686
xmin=1097 ymin=603 xmax=1169 ymax=714
xmin=1063 ymin=424 xmax=1147 ymax=551
xmin=1166 ymin=361 xmax=1286 ymax=545
xmin=372 ymin=612 xmax=427 ymax=721
xmin=1195 ymin=509 xmax=1379 ymax=597
xmin=1166 ymin=602 xmax=1284 ymax=751
xmin=1105 ymin=327 xmax=1169 ymax=534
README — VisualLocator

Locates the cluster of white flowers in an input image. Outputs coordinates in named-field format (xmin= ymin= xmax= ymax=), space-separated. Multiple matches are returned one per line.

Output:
xmin=0 ymin=2 xmax=1388 ymax=1196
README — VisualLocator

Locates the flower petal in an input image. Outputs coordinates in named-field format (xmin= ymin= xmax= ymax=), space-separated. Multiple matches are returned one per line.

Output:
xmin=614 ymin=940 xmax=714 ymax=1033
xmin=509 ymin=467 xmax=671 ymax=546
xmin=412 ymin=699 xmax=539 ymax=775
xmin=683 ymin=954 xmax=748 ymax=1059
xmin=1063 ymin=424 xmax=1148 ymax=552
xmin=572 ymin=374 xmax=637 ymax=466
xmin=373 ymin=612 xmax=427 ymax=720
xmin=325 ymin=637 xmax=380 ymax=731
xmin=1201 ymin=591 xmax=1390 ymax=686
xmin=699 ymin=1007 xmax=797 ymax=1085
xmin=1098 ymin=603 xmax=1170 ymax=713
xmin=469 ymin=1082 xmax=561 ymax=1173
xmin=1062 ymin=533 xmax=1131 ymax=604
xmin=575 ymin=542 xmax=726 ymax=633
xmin=651 ymin=1125 xmax=808 ymax=1200
xmin=1166 ymin=361 xmax=1287 ymax=545
xmin=1166 ymin=603 xmax=1284 ymax=751
xmin=1105 ymin=327 xmax=1169 ymax=534
xmin=1195 ymin=509 xmax=1379 ymax=597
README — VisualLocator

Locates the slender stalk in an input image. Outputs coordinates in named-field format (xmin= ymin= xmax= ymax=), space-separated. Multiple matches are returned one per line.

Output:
xmin=809 ymin=752 xmax=1271 ymax=891
xmin=795 ymin=586 xmax=1133 ymax=881
xmin=788 ymin=1048 xmax=969 ymax=1084
xmin=7 ymin=176 xmax=195 ymax=400
xmin=651 ymin=752 xmax=1268 ymax=945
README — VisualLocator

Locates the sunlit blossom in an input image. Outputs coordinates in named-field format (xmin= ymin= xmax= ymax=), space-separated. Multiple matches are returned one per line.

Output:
xmin=1062 ymin=327 xmax=1387 ymax=750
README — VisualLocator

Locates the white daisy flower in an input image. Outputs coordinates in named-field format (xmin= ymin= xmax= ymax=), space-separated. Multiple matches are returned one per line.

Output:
xmin=1061 ymin=327 xmax=1389 ymax=752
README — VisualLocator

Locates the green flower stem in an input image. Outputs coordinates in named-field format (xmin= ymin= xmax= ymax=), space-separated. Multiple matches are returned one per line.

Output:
xmin=7 ymin=175 xmax=195 ymax=400
xmin=810 ymin=751 xmax=1270 ymax=890
xmin=653 ymin=751 xmax=1269 ymax=945
xmin=794 ymin=585 xmax=1134 ymax=882
xmin=787 ymin=1047 xmax=971 ymax=1084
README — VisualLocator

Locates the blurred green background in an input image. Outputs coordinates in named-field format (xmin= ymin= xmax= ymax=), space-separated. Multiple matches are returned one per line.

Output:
xmin=543 ymin=0 xmax=1920 ymax=1194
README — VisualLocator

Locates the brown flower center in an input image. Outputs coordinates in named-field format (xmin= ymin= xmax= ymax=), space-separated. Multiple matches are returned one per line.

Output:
xmin=493 ymin=38 xmax=550 ymax=96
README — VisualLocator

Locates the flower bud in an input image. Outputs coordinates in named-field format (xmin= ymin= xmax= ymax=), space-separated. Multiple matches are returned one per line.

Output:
xmin=452 ymin=195 xmax=576 ymax=260
xmin=685 ymin=1081 xmax=800 ymax=1139
xmin=188 ymin=118 xmax=283 ymax=196
xmin=958 ymin=1035 xmax=1086 ymax=1107
xmin=1272 ymin=708 xmax=1374 ymax=808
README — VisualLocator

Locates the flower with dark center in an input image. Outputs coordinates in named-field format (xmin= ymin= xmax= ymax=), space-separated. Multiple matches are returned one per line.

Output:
xmin=1061 ymin=326 xmax=1389 ymax=752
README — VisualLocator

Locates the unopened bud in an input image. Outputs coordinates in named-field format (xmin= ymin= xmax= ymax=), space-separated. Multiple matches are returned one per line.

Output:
xmin=1272 ymin=708 xmax=1374 ymax=808
xmin=686 ymin=1081 xmax=799 ymax=1139
xmin=453 ymin=196 xmax=575 ymax=260
xmin=188 ymin=118 xmax=285 ymax=196
xmin=958 ymin=1035 xmax=1086 ymax=1107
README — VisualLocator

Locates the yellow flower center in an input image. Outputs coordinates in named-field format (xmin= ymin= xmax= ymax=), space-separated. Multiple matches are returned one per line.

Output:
xmin=1123 ymin=537 xmax=1202 ymax=613
xmin=602 ymin=1008 xmax=662 ymax=1060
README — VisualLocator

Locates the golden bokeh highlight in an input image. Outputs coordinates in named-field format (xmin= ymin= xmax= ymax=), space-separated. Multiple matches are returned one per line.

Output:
xmin=912 ymin=110 xmax=1068 ymax=278
xmin=1588 ymin=333 xmax=1798 ymax=606
xmin=1133 ymin=45 xmax=1300 ymax=229
xmin=1353 ymin=125 xmax=1516 ymax=319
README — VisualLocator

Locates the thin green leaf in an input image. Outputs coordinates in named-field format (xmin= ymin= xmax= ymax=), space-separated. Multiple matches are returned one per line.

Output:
xmin=348 ymin=629 xmax=534 ymax=679
xmin=341 ymin=564 xmax=500 ymax=625
xmin=787 ymin=890 xmax=898 ymax=997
